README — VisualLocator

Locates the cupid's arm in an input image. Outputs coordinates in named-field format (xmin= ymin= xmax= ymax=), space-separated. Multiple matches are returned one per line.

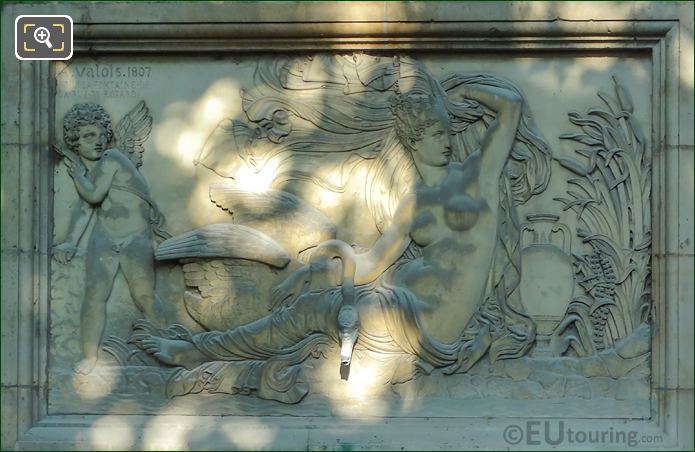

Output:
xmin=354 ymin=194 xmax=416 ymax=285
xmin=64 ymin=200 xmax=94 ymax=243
xmin=53 ymin=200 xmax=94 ymax=263
xmin=68 ymin=152 xmax=117 ymax=204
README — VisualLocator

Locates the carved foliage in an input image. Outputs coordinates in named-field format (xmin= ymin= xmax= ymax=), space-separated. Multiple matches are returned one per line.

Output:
xmin=553 ymin=77 xmax=651 ymax=356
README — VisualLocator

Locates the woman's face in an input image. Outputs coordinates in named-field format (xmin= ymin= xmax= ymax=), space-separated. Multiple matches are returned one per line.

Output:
xmin=410 ymin=119 xmax=453 ymax=168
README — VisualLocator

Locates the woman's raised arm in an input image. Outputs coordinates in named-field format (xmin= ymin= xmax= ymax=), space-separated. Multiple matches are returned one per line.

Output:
xmin=452 ymin=83 xmax=522 ymax=189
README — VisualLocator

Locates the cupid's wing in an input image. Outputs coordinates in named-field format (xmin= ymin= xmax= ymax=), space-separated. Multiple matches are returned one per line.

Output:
xmin=155 ymin=223 xmax=291 ymax=268
xmin=210 ymin=184 xmax=337 ymax=259
xmin=113 ymin=100 xmax=153 ymax=168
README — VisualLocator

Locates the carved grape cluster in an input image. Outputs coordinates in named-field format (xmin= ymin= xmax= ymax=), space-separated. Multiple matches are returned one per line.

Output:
xmin=586 ymin=251 xmax=617 ymax=350
xmin=590 ymin=306 xmax=611 ymax=350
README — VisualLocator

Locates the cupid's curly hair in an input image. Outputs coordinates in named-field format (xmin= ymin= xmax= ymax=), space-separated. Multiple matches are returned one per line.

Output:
xmin=63 ymin=103 xmax=114 ymax=151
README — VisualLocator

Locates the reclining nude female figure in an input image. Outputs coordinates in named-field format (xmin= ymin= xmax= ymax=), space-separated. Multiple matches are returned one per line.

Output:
xmin=133 ymin=62 xmax=543 ymax=402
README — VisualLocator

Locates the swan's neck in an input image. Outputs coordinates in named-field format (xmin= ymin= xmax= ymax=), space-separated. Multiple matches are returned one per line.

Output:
xmin=341 ymin=277 xmax=355 ymax=306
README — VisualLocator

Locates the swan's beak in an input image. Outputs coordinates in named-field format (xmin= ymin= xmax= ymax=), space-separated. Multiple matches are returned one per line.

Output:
xmin=340 ymin=335 xmax=356 ymax=366
xmin=337 ymin=304 xmax=359 ymax=367
xmin=338 ymin=326 xmax=358 ymax=367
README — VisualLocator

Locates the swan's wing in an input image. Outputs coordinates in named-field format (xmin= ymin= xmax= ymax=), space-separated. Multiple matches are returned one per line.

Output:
xmin=209 ymin=184 xmax=337 ymax=257
xmin=181 ymin=259 xmax=243 ymax=306
xmin=113 ymin=101 xmax=153 ymax=168
xmin=180 ymin=259 xmax=247 ymax=330
xmin=155 ymin=223 xmax=290 ymax=268
xmin=180 ymin=258 xmax=293 ymax=331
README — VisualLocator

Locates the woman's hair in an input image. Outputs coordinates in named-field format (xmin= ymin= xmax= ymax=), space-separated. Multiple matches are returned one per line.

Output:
xmin=365 ymin=57 xmax=476 ymax=232
xmin=366 ymin=92 xmax=452 ymax=232
xmin=365 ymin=131 xmax=417 ymax=232
xmin=63 ymin=103 xmax=113 ymax=150
xmin=366 ymin=63 xmax=552 ymax=232
xmin=391 ymin=93 xmax=448 ymax=148
xmin=440 ymin=73 xmax=552 ymax=206
xmin=225 ymin=55 xmax=549 ymax=232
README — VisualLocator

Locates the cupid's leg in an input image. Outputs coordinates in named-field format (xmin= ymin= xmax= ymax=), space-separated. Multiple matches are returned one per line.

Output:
xmin=76 ymin=232 xmax=119 ymax=375
xmin=119 ymin=233 xmax=164 ymax=324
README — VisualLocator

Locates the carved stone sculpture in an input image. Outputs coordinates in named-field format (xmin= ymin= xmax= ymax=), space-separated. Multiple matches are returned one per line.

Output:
xmin=48 ymin=54 xmax=653 ymax=415
xmin=552 ymin=76 xmax=652 ymax=359
xmin=519 ymin=213 xmax=574 ymax=344
xmin=125 ymin=55 xmax=554 ymax=403
xmin=52 ymin=101 xmax=169 ymax=375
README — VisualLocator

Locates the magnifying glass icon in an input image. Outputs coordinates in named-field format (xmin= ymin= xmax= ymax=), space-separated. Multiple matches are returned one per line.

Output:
xmin=33 ymin=27 xmax=53 ymax=49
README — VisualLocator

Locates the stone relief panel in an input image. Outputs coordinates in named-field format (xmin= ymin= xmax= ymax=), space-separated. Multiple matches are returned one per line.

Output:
xmin=49 ymin=54 xmax=652 ymax=418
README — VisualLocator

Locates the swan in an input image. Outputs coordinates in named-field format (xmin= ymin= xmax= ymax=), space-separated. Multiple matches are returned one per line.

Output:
xmin=313 ymin=240 xmax=359 ymax=367
xmin=153 ymin=185 xmax=338 ymax=331
xmin=270 ymin=239 xmax=359 ymax=368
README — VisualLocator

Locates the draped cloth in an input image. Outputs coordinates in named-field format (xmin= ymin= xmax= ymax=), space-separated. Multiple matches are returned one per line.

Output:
xmin=165 ymin=208 xmax=535 ymax=403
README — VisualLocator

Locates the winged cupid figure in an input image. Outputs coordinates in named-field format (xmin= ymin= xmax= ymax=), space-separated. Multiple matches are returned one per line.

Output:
xmin=53 ymin=101 xmax=170 ymax=376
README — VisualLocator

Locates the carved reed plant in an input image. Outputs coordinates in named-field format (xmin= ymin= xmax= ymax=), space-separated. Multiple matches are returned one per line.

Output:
xmin=554 ymin=76 xmax=651 ymax=353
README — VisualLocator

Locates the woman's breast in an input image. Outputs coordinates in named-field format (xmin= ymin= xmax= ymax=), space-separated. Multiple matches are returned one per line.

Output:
xmin=410 ymin=210 xmax=440 ymax=246
xmin=406 ymin=206 xmax=500 ymax=296
xmin=443 ymin=194 xmax=488 ymax=231
xmin=411 ymin=205 xmax=469 ymax=248
xmin=410 ymin=193 xmax=488 ymax=246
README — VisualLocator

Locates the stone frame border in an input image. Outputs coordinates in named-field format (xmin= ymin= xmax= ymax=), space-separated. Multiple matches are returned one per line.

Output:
xmin=1 ymin=2 xmax=692 ymax=450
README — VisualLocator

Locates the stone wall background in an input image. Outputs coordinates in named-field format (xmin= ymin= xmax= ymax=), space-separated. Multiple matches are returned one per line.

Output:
xmin=1 ymin=2 xmax=692 ymax=450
